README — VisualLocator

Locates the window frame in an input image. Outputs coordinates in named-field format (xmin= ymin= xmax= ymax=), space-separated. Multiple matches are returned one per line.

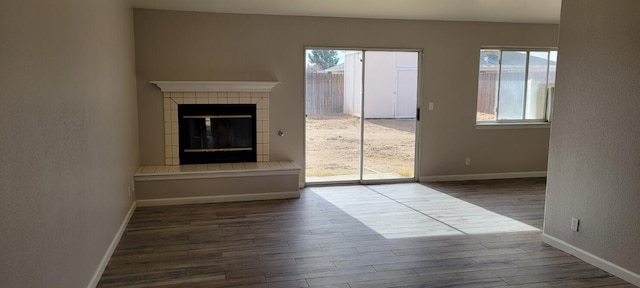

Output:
xmin=476 ymin=47 xmax=557 ymax=128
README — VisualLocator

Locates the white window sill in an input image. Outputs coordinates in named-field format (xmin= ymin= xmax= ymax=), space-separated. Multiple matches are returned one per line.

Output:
xmin=476 ymin=122 xmax=551 ymax=130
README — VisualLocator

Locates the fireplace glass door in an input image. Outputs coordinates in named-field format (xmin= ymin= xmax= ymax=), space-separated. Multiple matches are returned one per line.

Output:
xmin=179 ymin=104 xmax=257 ymax=164
xmin=183 ymin=116 xmax=253 ymax=151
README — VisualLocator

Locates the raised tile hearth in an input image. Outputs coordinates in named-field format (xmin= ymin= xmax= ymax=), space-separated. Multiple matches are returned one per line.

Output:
xmin=134 ymin=161 xmax=300 ymax=206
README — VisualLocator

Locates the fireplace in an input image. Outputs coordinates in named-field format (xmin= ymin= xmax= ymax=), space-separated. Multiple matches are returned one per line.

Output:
xmin=179 ymin=104 xmax=257 ymax=164
xmin=151 ymin=81 xmax=278 ymax=166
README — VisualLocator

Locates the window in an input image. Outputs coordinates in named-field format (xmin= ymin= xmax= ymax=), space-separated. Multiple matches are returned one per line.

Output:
xmin=476 ymin=48 xmax=557 ymax=124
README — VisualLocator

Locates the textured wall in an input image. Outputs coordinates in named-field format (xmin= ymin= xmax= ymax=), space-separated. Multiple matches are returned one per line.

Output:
xmin=133 ymin=9 xmax=558 ymax=181
xmin=544 ymin=0 xmax=640 ymax=275
xmin=0 ymin=1 xmax=139 ymax=287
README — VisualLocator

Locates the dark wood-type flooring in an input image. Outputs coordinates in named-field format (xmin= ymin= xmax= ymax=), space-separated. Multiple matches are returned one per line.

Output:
xmin=98 ymin=178 xmax=635 ymax=287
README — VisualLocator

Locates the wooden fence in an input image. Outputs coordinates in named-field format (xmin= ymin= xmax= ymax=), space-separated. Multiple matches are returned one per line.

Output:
xmin=477 ymin=71 xmax=498 ymax=115
xmin=306 ymin=73 xmax=344 ymax=115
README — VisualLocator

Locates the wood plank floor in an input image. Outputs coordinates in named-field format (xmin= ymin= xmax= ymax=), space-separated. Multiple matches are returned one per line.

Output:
xmin=98 ymin=178 xmax=635 ymax=287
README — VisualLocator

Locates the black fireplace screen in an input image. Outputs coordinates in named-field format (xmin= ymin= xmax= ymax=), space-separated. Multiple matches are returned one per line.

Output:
xmin=179 ymin=104 xmax=256 ymax=164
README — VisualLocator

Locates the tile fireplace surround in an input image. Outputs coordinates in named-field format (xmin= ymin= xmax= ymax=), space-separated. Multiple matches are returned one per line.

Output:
xmin=135 ymin=81 xmax=299 ymax=207
xmin=151 ymin=81 xmax=278 ymax=166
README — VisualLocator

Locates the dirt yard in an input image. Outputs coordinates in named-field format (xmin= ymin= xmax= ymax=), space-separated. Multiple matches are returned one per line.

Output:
xmin=305 ymin=115 xmax=416 ymax=180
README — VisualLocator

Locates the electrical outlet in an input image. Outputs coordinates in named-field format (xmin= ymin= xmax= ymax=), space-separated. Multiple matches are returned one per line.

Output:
xmin=465 ymin=157 xmax=471 ymax=165
xmin=571 ymin=217 xmax=580 ymax=232
xmin=428 ymin=102 xmax=434 ymax=111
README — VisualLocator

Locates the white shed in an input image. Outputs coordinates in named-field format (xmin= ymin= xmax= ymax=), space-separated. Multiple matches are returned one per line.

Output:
xmin=343 ymin=51 xmax=418 ymax=119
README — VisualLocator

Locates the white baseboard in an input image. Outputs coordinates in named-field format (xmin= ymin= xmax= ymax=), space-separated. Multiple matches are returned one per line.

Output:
xmin=87 ymin=201 xmax=136 ymax=288
xmin=542 ymin=233 xmax=640 ymax=286
xmin=419 ymin=171 xmax=547 ymax=182
xmin=136 ymin=191 xmax=300 ymax=207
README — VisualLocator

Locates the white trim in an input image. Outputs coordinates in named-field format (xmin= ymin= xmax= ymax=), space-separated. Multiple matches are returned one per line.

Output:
xmin=420 ymin=171 xmax=547 ymax=182
xmin=476 ymin=122 xmax=551 ymax=130
xmin=134 ymin=167 xmax=301 ymax=182
xmin=136 ymin=191 xmax=300 ymax=207
xmin=87 ymin=201 xmax=136 ymax=288
xmin=542 ymin=233 xmax=640 ymax=286
xmin=150 ymin=81 xmax=279 ymax=92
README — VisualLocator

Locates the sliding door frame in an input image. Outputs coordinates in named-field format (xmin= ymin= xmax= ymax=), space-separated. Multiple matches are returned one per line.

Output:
xmin=303 ymin=46 xmax=423 ymax=186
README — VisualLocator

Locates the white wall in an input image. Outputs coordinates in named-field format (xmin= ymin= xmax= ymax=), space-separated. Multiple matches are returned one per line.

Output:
xmin=0 ymin=1 xmax=138 ymax=287
xmin=544 ymin=0 xmax=640 ymax=282
xmin=344 ymin=51 xmax=363 ymax=116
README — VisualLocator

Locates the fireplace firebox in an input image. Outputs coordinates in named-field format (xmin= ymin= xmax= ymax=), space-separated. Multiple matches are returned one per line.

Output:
xmin=178 ymin=104 xmax=257 ymax=164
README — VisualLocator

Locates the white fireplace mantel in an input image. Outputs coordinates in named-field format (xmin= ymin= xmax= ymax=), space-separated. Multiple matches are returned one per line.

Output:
xmin=150 ymin=81 xmax=279 ymax=92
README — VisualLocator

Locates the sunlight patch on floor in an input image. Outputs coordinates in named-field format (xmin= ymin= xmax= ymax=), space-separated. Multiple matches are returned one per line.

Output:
xmin=310 ymin=183 xmax=539 ymax=239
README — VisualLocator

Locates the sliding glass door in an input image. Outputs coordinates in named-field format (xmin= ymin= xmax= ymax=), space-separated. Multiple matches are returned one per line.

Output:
xmin=305 ymin=48 xmax=420 ymax=184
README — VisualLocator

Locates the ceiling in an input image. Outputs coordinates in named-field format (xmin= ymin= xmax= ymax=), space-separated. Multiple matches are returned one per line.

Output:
xmin=131 ymin=0 xmax=561 ymax=24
